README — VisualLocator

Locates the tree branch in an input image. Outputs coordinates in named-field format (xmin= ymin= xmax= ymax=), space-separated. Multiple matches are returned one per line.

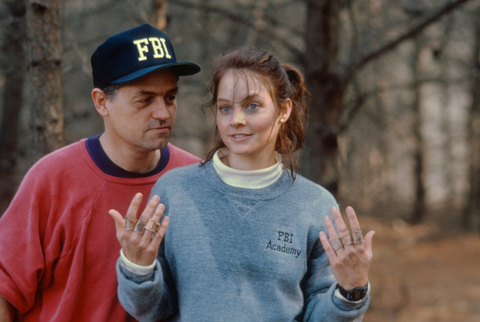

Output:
xmin=63 ymin=24 xmax=90 ymax=76
xmin=347 ymin=0 xmax=472 ymax=81
xmin=173 ymin=0 xmax=304 ymax=61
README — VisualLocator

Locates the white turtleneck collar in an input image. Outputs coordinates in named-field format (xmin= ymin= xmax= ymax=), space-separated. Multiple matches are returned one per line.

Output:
xmin=212 ymin=149 xmax=283 ymax=189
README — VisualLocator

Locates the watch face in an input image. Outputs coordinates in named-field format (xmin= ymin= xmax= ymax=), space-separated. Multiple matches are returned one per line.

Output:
xmin=338 ymin=284 xmax=368 ymax=301
xmin=347 ymin=288 xmax=367 ymax=301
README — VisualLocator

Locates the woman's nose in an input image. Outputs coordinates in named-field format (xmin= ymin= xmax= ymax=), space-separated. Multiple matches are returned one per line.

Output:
xmin=231 ymin=107 xmax=246 ymax=127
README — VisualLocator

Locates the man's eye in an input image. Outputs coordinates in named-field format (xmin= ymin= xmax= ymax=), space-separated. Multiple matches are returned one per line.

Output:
xmin=140 ymin=97 xmax=153 ymax=103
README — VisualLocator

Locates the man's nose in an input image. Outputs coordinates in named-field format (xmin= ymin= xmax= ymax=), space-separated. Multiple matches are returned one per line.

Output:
xmin=151 ymin=99 xmax=170 ymax=120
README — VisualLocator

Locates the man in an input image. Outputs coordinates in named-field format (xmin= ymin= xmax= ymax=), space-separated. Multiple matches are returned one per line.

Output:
xmin=0 ymin=23 xmax=201 ymax=321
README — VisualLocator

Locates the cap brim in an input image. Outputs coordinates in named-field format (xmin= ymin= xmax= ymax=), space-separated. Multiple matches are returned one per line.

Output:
xmin=111 ymin=62 xmax=201 ymax=85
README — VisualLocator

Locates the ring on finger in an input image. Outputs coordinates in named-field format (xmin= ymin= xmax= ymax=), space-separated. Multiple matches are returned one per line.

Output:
xmin=124 ymin=217 xmax=137 ymax=231
xmin=145 ymin=219 xmax=161 ymax=235
xmin=329 ymin=237 xmax=344 ymax=252
xmin=352 ymin=230 xmax=364 ymax=244
xmin=339 ymin=231 xmax=353 ymax=245
xmin=135 ymin=220 xmax=147 ymax=235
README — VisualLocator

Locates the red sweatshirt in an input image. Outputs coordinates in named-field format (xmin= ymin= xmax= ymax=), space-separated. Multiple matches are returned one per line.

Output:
xmin=0 ymin=139 xmax=200 ymax=321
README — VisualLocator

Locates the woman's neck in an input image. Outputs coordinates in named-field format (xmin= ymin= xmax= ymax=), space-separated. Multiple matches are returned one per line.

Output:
xmin=221 ymin=150 xmax=277 ymax=171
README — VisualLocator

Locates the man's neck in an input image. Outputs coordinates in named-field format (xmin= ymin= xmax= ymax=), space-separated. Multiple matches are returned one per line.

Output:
xmin=99 ymin=134 xmax=161 ymax=173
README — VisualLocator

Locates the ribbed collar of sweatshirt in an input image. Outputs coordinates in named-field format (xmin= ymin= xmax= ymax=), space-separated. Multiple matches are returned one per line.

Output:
xmin=212 ymin=148 xmax=283 ymax=189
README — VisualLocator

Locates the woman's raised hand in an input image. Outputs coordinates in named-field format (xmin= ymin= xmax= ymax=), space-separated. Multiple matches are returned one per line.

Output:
xmin=319 ymin=207 xmax=374 ymax=291
xmin=109 ymin=193 xmax=169 ymax=266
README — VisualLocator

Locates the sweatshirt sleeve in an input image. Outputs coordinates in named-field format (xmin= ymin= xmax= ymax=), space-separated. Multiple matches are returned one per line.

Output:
xmin=0 ymin=163 xmax=61 ymax=312
xmin=0 ymin=177 xmax=45 ymax=312
xmin=116 ymin=257 xmax=177 ymax=321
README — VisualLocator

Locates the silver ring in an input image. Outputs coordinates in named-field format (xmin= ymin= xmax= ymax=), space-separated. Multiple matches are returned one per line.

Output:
xmin=352 ymin=230 xmax=364 ymax=244
xmin=339 ymin=232 xmax=353 ymax=245
xmin=329 ymin=237 xmax=343 ymax=252
xmin=135 ymin=220 xmax=147 ymax=235
xmin=145 ymin=219 xmax=161 ymax=235
xmin=124 ymin=217 xmax=137 ymax=231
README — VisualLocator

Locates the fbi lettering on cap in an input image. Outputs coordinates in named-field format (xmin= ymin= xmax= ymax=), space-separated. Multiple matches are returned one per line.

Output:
xmin=133 ymin=37 xmax=172 ymax=61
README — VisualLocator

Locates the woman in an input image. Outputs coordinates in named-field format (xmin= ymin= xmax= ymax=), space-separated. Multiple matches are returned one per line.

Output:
xmin=110 ymin=48 xmax=374 ymax=321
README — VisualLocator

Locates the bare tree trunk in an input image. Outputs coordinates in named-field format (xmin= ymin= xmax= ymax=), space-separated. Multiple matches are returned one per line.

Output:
xmin=372 ymin=61 xmax=392 ymax=213
xmin=439 ymin=18 xmax=455 ymax=211
xmin=27 ymin=0 xmax=64 ymax=164
xmin=410 ymin=38 xmax=427 ymax=224
xmin=200 ymin=0 xmax=211 ymax=64
xmin=302 ymin=0 xmax=344 ymax=195
xmin=245 ymin=0 xmax=267 ymax=47
xmin=462 ymin=9 xmax=480 ymax=231
xmin=150 ymin=0 xmax=168 ymax=30
xmin=0 ymin=0 xmax=27 ymax=215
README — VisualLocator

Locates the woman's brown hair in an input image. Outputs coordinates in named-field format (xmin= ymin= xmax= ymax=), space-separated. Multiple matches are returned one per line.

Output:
xmin=202 ymin=47 xmax=310 ymax=179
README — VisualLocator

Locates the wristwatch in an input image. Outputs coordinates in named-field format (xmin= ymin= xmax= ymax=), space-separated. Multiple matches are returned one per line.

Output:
xmin=337 ymin=283 xmax=368 ymax=301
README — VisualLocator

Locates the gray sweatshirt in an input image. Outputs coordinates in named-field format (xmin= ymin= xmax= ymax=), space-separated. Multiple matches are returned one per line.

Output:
xmin=117 ymin=161 xmax=370 ymax=321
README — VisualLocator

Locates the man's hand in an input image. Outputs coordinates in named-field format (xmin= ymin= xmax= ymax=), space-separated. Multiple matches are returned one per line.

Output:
xmin=0 ymin=294 xmax=15 ymax=322
xmin=109 ymin=193 xmax=169 ymax=266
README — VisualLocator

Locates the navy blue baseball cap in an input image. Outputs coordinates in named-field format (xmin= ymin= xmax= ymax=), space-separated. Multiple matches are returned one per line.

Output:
xmin=91 ymin=24 xmax=201 ymax=88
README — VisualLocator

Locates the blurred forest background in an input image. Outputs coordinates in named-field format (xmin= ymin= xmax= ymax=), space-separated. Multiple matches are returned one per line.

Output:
xmin=1 ymin=0 xmax=480 ymax=320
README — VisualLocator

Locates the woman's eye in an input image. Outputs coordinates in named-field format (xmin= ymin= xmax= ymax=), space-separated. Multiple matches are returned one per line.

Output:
xmin=248 ymin=103 xmax=259 ymax=110
xmin=219 ymin=105 xmax=230 ymax=112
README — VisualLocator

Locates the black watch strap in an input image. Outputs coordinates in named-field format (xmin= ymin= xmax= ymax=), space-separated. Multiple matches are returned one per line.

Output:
xmin=337 ymin=283 xmax=368 ymax=301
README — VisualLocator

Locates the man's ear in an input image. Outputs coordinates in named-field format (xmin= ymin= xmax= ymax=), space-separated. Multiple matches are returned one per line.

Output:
xmin=92 ymin=88 xmax=109 ymax=117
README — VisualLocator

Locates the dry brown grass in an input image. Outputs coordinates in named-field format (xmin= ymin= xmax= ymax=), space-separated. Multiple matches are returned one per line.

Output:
xmin=362 ymin=216 xmax=480 ymax=321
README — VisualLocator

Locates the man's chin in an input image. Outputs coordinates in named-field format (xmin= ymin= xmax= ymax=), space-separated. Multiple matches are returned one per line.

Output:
xmin=157 ymin=141 xmax=169 ymax=150
xmin=150 ymin=136 xmax=170 ymax=151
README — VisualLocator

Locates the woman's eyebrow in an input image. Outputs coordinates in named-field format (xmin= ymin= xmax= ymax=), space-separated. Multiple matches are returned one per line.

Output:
xmin=217 ymin=97 xmax=231 ymax=103
xmin=217 ymin=93 xmax=262 ymax=104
